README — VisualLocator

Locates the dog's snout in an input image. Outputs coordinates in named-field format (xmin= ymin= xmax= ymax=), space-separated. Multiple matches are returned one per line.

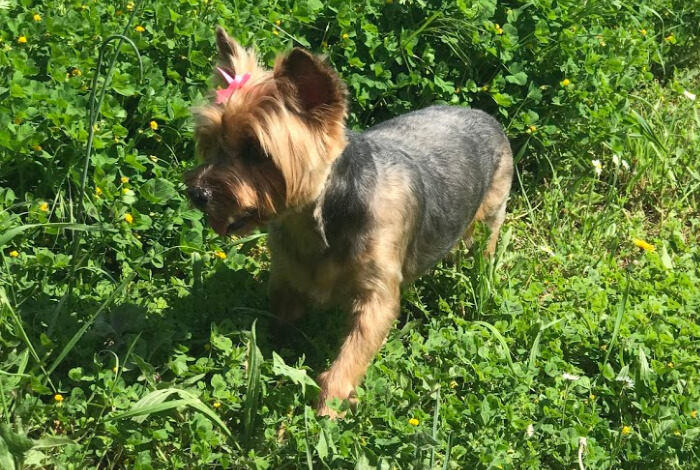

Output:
xmin=187 ymin=186 xmax=211 ymax=209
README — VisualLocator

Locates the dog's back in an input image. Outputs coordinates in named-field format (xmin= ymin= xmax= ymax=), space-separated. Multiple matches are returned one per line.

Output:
xmin=344 ymin=105 xmax=513 ymax=280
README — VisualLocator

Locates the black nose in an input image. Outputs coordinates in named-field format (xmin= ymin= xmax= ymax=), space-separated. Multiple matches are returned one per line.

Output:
xmin=187 ymin=186 xmax=211 ymax=209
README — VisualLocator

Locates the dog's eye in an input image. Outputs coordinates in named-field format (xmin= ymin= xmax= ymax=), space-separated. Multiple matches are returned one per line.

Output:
xmin=240 ymin=139 xmax=266 ymax=165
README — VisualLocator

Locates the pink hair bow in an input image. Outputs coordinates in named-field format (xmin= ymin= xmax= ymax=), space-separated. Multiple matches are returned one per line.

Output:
xmin=215 ymin=67 xmax=250 ymax=104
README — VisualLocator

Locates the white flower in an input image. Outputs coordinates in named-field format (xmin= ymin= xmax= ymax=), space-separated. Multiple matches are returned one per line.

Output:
xmin=612 ymin=154 xmax=620 ymax=166
xmin=621 ymin=159 xmax=630 ymax=171
xmin=526 ymin=424 xmax=535 ymax=438
xmin=539 ymin=245 xmax=555 ymax=257
xmin=592 ymin=159 xmax=602 ymax=177
xmin=563 ymin=372 xmax=580 ymax=381
xmin=683 ymin=90 xmax=696 ymax=101
xmin=616 ymin=376 xmax=635 ymax=389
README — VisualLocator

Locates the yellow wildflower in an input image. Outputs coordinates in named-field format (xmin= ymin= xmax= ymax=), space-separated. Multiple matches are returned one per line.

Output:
xmin=112 ymin=366 xmax=118 ymax=373
xmin=124 ymin=213 xmax=134 ymax=224
xmin=561 ymin=78 xmax=571 ymax=87
xmin=121 ymin=176 xmax=130 ymax=184
xmin=667 ymin=361 xmax=674 ymax=368
xmin=342 ymin=33 xmax=349 ymax=39
xmin=449 ymin=380 xmax=458 ymax=388
xmin=33 ymin=14 xmax=42 ymax=22
xmin=149 ymin=155 xmax=158 ymax=162
xmin=149 ymin=121 xmax=158 ymax=130
xmin=214 ymin=251 xmax=227 ymax=260
xmin=72 ymin=68 xmax=82 ymax=76
xmin=95 ymin=187 xmax=103 ymax=196
xmin=272 ymin=30 xmax=279 ymax=36
xmin=39 ymin=202 xmax=49 ymax=212
xmin=621 ymin=426 xmax=632 ymax=436
xmin=690 ymin=410 xmax=697 ymax=419
xmin=275 ymin=20 xmax=281 ymax=26
xmin=135 ymin=25 xmax=145 ymax=33
xmin=122 ymin=188 xmax=131 ymax=195
xmin=9 ymin=250 xmax=19 ymax=258
xmin=640 ymin=29 xmax=647 ymax=36
xmin=455 ymin=87 xmax=461 ymax=94
xmin=481 ymin=85 xmax=489 ymax=92
xmin=126 ymin=1 xmax=134 ymax=11
xmin=18 ymin=36 xmax=27 ymax=44
xmin=495 ymin=24 xmax=504 ymax=35
xmin=632 ymin=238 xmax=655 ymax=252
xmin=528 ymin=125 xmax=537 ymax=133
xmin=673 ymin=430 xmax=681 ymax=436
xmin=408 ymin=418 xmax=419 ymax=426
xmin=33 ymin=144 xmax=43 ymax=152
xmin=213 ymin=401 xmax=221 ymax=408
xmin=54 ymin=394 xmax=64 ymax=403
xmin=664 ymin=34 xmax=674 ymax=42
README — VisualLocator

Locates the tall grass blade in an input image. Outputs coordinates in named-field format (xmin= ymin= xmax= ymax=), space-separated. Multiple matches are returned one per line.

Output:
xmin=472 ymin=320 xmax=516 ymax=373
xmin=604 ymin=270 xmax=631 ymax=365
xmin=243 ymin=321 xmax=262 ymax=448
xmin=429 ymin=387 xmax=441 ymax=468
xmin=47 ymin=273 xmax=134 ymax=377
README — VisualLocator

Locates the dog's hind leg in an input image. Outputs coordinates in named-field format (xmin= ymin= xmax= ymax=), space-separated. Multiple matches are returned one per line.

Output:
xmin=473 ymin=146 xmax=513 ymax=257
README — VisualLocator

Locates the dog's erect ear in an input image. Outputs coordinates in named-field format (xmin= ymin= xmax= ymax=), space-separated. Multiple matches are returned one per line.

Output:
xmin=274 ymin=48 xmax=346 ymax=119
xmin=215 ymin=26 xmax=245 ymax=73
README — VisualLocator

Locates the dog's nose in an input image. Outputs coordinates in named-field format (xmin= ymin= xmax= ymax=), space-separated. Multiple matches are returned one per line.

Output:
xmin=187 ymin=186 xmax=211 ymax=209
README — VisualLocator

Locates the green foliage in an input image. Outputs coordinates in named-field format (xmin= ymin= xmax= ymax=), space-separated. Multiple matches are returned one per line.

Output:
xmin=0 ymin=0 xmax=699 ymax=468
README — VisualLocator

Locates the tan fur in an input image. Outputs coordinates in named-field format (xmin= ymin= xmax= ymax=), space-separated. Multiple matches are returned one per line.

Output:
xmin=466 ymin=145 xmax=513 ymax=256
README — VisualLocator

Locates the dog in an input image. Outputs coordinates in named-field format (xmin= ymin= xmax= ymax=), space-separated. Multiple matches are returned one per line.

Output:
xmin=185 ymin=27 xmax=513 ymax=418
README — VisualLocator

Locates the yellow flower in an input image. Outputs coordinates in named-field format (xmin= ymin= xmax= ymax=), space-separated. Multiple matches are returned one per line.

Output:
xmin=54 ymin=394 xmax=64 ymax=403
xmin=122 ymin=188 xmax=131 ymax=195
xmin=9 ymin=250 xmax=19 ymax=258
xmin=409 ymin=418 xmax=419 ymax=426
xmin=528 ymin=125 xmax=537 ymax=133
xmin=449 ymin=380 xmax=458 ymax=388
xmin=39 ymin=202 xmax=49 ymax=212
xmin=673 ymin=430 xmax=681 ymax=436
xmin=667 ymin=361 xmax=674 ymax=368
xmin=112 ymin=366 xmax=118 ymax=373
xmin=691 ymin=410 xmax=698 ymax=419
xmin=664 ymin=34 xmax=674 ymax=42
xmin=213 ymin=401 xmax=221 ymax=408
xmin=33 ymin=14 xmax=42 ymax=22
xmin=632 ymin=238 xmax=655 ymax=252
xmin=495 ymin=24 xmax=504 ymax=35
xmin=561 ymin=78 xmax=571 ymax=87
xmin=95 ymin=187 xmax=103 ymax=196
xmin=275 ymin=20 xmax=281 ymax=26
xmin=481 ymin=85 xmax=489 ymax=92
xmin=18 ymin=36 xmax=27 ymax=44
xmin=135 ymin=25 xmax=145 ymax=33
xmin=71 ymin=68 xmax=82 ymax=76
xmin=149 ymin=155 xmax=158 ymax=162
xmin=342 ymin=33 xmax=349 ymax=39
xmin=149 ymin=121 xmax=158 ymax=130
xmin=455 ymin=87 xmax=461 ymax=94
xmin=126 ymin=1 xmax=134 ymax=11
xmin=124 ymin=213 xmax=134 ymax=224
xmin=121 ymin=176 xmax=130 ymax=184
xmin=33 ymin=144 xmax=42 ymax=152
xmin=214 ymin=251 xmax=227 ymax=260
xmin=621 ymin=426 xmax=632 ymax=436
xmin=272 ymin=30 xmax=279 ymax=36
xmin=640 ymin=29 xmax=647 ymax=36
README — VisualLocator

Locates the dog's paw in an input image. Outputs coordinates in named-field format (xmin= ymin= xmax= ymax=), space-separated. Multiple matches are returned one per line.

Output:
xmin=316 ymin=371 xmax=356 ymax=419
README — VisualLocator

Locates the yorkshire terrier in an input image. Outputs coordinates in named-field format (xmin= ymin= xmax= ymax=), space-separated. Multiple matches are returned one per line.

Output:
xmin=185 ymin=27 xmax=513 ymax=418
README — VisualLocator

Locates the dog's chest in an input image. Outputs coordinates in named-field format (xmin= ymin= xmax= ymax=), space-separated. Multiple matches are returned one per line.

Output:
xmin=268 ymin=217 xmax=351 ymax=305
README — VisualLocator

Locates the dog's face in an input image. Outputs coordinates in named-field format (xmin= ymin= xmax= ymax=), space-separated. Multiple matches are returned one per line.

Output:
xmin=185 ymin=27 xmax=348 ymax=236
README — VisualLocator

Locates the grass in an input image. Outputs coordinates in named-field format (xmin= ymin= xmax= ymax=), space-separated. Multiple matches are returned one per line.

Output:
xmin=1 ymin=2 xmax=699 ymax=467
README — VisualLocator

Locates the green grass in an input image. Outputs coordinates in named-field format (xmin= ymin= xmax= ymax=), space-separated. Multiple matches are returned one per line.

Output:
xmin=1 ymin=0 xmax=699 ymax=468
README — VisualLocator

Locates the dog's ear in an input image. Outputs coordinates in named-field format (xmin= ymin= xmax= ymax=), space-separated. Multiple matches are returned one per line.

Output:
xmin=274 ymin=48 xmax=347 ymax=120
xmin=215 ymin=26 xmax=246 ymax=73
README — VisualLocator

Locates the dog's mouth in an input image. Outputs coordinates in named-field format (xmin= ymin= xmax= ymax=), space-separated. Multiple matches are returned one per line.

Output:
xmin=209 ymin=212 xmax=257 ymax=236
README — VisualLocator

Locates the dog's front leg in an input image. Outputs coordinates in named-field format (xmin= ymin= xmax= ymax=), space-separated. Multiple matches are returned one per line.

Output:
xmin=316 ymin=282 xmax=400 ymax=418
xmin=269 ymin=278 xmax=308 ymax=341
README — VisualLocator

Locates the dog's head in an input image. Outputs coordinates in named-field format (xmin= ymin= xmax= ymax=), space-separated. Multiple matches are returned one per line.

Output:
xmin=184 ymin=27 xmax=347 ymax=236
